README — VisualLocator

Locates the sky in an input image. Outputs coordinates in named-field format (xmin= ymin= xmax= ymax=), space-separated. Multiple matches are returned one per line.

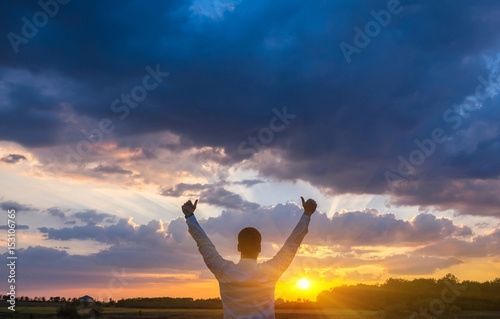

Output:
xmin=1 ymin=0 xmax=500 ymax=302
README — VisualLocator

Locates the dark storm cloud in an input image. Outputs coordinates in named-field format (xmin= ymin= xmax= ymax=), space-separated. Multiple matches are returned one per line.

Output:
xmin=0 ymin=154 xmax=27 ymax=164
xmin=161 ymin=182 xmax=260 ymax=211
xmin=45 ymin=207 xmax=66 ymax=218
xmin=73 ymin=209 xmax=116 ymax=225
xmin=160 ymin=183 xmax=212 ymax=197
xmin=2 ymin=0 xmax=500 ymax=215
xmin=38 ymin=218 xmax=167 ymax=246
xmin=0 ymin=200 xmax=36 ymax=212
xmin=387 ymin=178 xmax=500 ymax=217
xmin=199 ymin=187 xmax=260 ymax=211
xmin=92 ymin=164 xmax=132 ymax=175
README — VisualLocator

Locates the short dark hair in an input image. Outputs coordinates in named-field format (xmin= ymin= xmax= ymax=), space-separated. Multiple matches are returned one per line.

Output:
xmin=238 ymin=227 xmax=261 ymax=255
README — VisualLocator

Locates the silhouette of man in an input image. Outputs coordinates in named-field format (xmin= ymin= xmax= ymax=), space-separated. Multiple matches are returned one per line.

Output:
xmin=182 ymin=197 xmax=317 ymax=319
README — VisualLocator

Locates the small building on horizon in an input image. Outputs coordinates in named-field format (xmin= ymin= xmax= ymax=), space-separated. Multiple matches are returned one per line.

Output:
xmin=79 ymin=295 xmax=94 ymax=303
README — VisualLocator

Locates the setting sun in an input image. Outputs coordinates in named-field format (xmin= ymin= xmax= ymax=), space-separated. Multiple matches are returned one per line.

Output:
xmin=297 ymin=278 xmax=311 ymax=290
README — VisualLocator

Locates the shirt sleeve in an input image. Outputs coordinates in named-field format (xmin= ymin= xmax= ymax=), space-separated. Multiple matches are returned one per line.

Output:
xmin=186 ymin=215 xmax=232 ymax=279
xmin=262 ymin=214 xmax=310 ymax=280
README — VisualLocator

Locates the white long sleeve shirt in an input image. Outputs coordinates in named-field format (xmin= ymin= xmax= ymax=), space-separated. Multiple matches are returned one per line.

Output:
xmin=186 ymin=213 xmax=310 ymax=319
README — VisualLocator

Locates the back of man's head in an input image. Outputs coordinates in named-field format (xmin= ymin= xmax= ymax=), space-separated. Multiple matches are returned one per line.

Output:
xmin=238 ymin=227 xmax=261 ymax=257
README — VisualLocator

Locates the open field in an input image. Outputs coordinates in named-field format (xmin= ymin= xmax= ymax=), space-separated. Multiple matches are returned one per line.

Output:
xmin=1 ymin=306 xmax=500 ymax=318
xmin=0 ymin=307 xmax=378 ymax=318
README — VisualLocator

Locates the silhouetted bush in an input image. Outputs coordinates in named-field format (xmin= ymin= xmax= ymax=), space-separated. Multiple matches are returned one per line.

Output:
xmin=56 ymin=300 xmax=79 ymax=318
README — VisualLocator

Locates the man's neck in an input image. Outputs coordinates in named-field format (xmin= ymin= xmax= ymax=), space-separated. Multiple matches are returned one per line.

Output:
xmin=240 ymin=254 xmax=258 ymax=260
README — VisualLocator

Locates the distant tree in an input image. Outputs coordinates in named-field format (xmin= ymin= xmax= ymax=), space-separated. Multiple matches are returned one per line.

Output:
xmin=438 ymin=273 xmax=459 ymax=286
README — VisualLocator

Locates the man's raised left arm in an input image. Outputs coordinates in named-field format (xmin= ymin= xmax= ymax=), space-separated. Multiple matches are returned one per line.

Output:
xmin=183 ymin=199 xmax=232 ymax=279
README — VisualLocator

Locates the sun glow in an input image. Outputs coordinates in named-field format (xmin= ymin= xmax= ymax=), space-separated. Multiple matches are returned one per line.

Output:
xmin=297 ymin=278 xmax=311 ymax=290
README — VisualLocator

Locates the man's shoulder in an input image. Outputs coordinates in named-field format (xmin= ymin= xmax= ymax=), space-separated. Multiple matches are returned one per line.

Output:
xmin=220 ymin=259 xmax=237 ymax=270
xmin=257 ymin=261 xmax=281 ymax=279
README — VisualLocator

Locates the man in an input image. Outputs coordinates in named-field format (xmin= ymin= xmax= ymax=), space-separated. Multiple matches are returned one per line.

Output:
xmin=182 ymin=196 xmax=317 ymax=319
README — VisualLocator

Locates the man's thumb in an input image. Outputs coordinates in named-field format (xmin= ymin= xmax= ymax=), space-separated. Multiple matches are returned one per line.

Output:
xmin=300 ymin=196 xmax=305 ymax=206
xmin=194 ymin=199 xmax=198 ymax=208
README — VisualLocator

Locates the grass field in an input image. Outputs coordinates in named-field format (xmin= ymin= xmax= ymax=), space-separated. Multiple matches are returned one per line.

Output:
xmin=0 ymin=306 xmax=381 ymax=318
xmin=1 ymin=306 xmax=500 ymax=318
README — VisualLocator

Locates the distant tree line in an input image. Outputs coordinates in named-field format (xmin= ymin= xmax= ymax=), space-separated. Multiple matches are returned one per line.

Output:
xmin=0 ymin=295 xmax=76 ymax=303
xmin=317 ymin=274 xmax=500 ymax=317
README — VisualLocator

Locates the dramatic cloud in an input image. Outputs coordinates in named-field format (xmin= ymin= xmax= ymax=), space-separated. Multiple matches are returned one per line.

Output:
xmin=0 ymin=153 xmax=26 ymax=164
xmin=38 ymin=203 xmax=473 ymax=256
xmin=73 ymin=210 xmax=117 ymax=225
xmin=198 ymin=204 xmax=473 ymax=248
xmin=161 ymin=183 xmax=213 ymax=197
xmin=388 ymin=179 xmax=500 ymax=217
xmin=161 ymin=182 xmax=260 ymax=211
xmin=2 ymin=1 xmax=500 ymax=217
xmin=45 ymin=207 xmax=67 ymax=219
xmin=415 ymin=228 xmax=500 ymax=258
xmin=92 ymin=164 xmax=133 ymax=175
xmin=38 ymin=218 xmax=167 ymax=246
xmin=0 ymin=200 xmax=36 ymax=212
